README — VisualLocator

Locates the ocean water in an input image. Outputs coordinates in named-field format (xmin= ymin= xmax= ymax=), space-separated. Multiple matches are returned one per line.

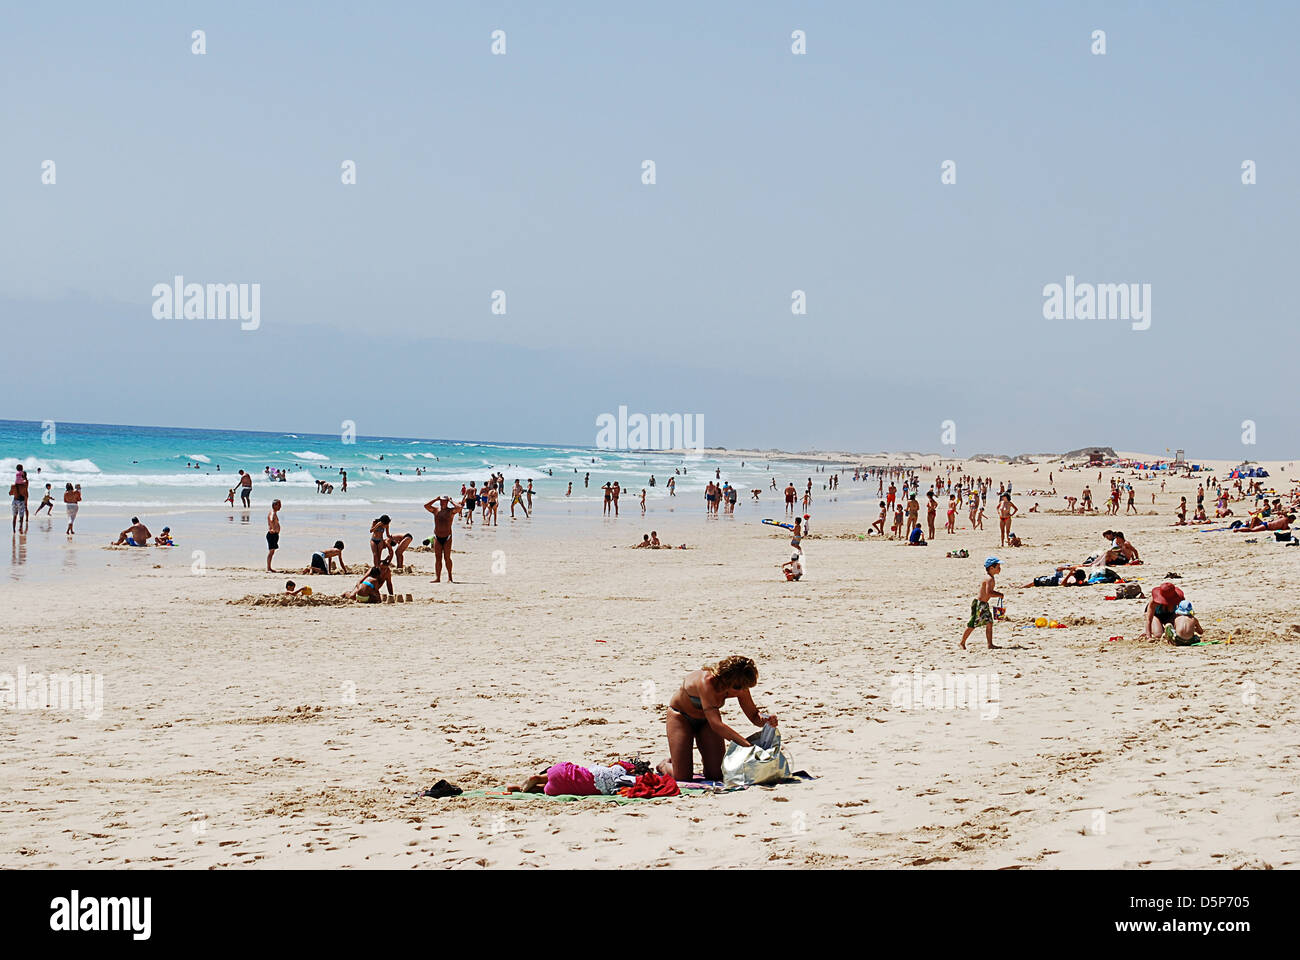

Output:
xmin=0 ymin=419 xmax=832 ymax=509
xmin=1 ymin=420 xmax=846 ymax=581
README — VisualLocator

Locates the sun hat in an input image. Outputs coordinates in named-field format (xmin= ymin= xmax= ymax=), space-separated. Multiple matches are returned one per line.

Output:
xmin=1152 ymin=582 xmax=1185 ymax=607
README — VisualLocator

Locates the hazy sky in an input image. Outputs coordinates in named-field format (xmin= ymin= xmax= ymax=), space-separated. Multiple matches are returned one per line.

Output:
xmin=2 ymin=2 xmax=1297 ymax=457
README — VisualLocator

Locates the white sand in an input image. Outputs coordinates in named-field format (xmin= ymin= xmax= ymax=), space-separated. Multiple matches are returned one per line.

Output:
xmin=2 ymin=455 xmax=1295 ymax=868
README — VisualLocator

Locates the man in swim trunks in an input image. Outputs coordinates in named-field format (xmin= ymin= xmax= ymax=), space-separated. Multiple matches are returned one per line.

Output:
xmin=266 ymin=499 xmax=281 ymax=571
xmin=462 ymin=483 xmax=477 ymax=525
xmin=783 ymin=483 xmax=797 ymax=516
xmin=512 ymin=479 xmax=530 ymax=518
xmin=424 ymin=496 xmax=462 ymax=582
xmin=111 ymin=517 xmax=152 ymax=546
xmin=237 ymin=469 xmax=253 ymax=507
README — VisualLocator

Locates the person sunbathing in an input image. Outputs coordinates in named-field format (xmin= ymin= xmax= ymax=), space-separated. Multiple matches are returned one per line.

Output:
xmin=1234 ymin=513 xmax=1292 ymax=532
xmin=1026 ymin=565 xmax=1087 ymax=587
xmin=632 ymin=534 xmax=652 ymax=548
xmin=506 ymin=758 xmax=652 ymax=796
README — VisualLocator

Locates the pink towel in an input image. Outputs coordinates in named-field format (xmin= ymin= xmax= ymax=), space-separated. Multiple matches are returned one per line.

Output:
xmin=544 ymin=762 xmax=597 ymax=796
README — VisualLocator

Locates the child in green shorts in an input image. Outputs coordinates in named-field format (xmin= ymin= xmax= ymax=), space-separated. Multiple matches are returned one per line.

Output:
xmin=961 ymin=557 xmax=1004 ymax=650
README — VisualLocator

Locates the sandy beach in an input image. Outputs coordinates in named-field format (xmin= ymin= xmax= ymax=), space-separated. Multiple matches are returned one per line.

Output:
xmin=3 ymin=452 xmax=1296 ymax=869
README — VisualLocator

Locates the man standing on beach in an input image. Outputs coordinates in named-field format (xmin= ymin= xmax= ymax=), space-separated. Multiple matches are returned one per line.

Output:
xmin=237 ymin=469 xmax=253 ymax=507
xmin=424 ymin=496 xmax=462 ymax=582
xmin=266 ymin=499 xmax=281 ymax=571
xmin=512 ymin=479 xmax=530 ymax=518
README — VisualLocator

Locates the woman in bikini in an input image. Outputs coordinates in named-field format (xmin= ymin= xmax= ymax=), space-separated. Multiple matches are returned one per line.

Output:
xmin=661 ymin=656 xmax=777 ymax=782
xmin=369 ymin=515 xmax=391 ymax=566
xmin=345 ymin=559 xmax=392 ymax=603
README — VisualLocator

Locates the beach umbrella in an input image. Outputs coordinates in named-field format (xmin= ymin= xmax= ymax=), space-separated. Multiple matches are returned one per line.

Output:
xmin=1152 ymin=582 xmax=1185 ymax=607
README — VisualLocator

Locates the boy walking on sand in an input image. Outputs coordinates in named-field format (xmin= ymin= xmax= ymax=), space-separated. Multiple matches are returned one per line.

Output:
xmin=960 ymin=557 xmax=1004 ymax=650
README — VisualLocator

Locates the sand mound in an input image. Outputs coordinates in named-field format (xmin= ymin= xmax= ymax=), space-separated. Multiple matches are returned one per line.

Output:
xmin=227 ymin=594 xmax=353 ymax=607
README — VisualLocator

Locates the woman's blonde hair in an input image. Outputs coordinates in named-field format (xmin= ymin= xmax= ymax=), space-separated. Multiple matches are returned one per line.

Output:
xmin=705 ymin=656 xmax=758 ymax=690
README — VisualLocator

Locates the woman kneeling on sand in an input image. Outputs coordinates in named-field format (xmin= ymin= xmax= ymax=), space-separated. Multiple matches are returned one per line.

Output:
xmin=660 ymin=656 xmax=777 ymax=782
xmin=345 ymin=559 xmax=393 ymax=603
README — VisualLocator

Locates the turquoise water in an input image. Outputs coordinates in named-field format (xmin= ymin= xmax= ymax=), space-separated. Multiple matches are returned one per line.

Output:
xmin=1 ymin=420 xmax=845 ymax=580
xmin=0 ymin=419 xmax=821 ymax=510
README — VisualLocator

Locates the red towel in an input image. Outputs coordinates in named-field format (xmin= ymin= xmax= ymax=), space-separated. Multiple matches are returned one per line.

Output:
xmin=619 ymin=772 xmax=680 ymax=798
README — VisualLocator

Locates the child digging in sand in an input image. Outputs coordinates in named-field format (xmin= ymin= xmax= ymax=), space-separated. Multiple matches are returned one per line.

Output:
xmin=960 ymin=557 xmax=1004 ymax=650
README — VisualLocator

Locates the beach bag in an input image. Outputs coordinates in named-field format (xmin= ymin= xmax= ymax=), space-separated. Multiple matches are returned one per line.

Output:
xmin=1115 ymin=583 xmax=1144 ymax=599
xmin=722 ymin=725 xmax=793 ymax=787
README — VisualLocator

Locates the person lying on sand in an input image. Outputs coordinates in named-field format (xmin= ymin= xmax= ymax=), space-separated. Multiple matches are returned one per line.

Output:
xmin=345 ymin=560 xmax=393 ymax=603
xmin=506 ymin=758 xmax=652 ymax=796
xmin=285 ymin=580 xmax=312 ymax=597
xmin=660 ymin=656 xmax=776 ymax=782
xmin=111 ymin=517 xmax=152 ymax=546
xmin=1233 ymin=514 xmax=1293 ymax=532
xmin=1026 ymin=565 xmax=1087 ymax=587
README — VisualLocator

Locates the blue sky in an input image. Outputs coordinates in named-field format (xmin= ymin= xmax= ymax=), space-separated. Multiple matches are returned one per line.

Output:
xmin=2 ymin=1 xmax=1297 ymax=457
